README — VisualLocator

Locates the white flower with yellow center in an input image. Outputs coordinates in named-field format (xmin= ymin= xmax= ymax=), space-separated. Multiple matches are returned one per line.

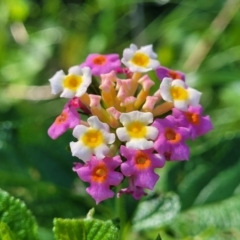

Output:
xmin=121 ymin=44 xmax=160 ymax=73
xmin=70 ymin=116 xmax=115 ymax=162
xmin=160 ymin=78 xmax=202 ymax=111
xmin=49 ymin=66 xmax=91 ymax=98
xmin=116 ymin=111 xmax=158 ymax=150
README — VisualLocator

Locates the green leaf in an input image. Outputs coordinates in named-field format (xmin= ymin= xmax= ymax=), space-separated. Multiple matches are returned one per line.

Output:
xmin=0 ymin=189 xmax=38 ymax=240
xmin=84 ymin=219 xmax=119 ymax=240
xmin=171 ymin=194 xmax=240 ymax=237
xmin=133 ymin=192 xmax=181 ymax=231
xmin=53 ymin=209 xmax=119 ymax=240
xmin=53 ymin=219 xmax=85 ymax=240
xmin=194 ymin=161 xmax=240 ymax=205
xmin=0 ymin=222 xmax=17 ymax=240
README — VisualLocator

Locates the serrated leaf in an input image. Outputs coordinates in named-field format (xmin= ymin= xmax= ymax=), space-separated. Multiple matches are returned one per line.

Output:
xmin=53 ymin=219 xmax=85 ymax=240
xmin=0 ymin=222 xmax=16 ymax=240
xmin=0 ymin=189 xmax=38 ymax=240
xmin=53 ymin=217 xmax=119 ymax=240
xmin=171 ymin=194 xmax=240 ymax=237
xmin=85 ymin=219 xmax=119 ymax=240
xmin=133 ymin=192 xmax=181 ymax=231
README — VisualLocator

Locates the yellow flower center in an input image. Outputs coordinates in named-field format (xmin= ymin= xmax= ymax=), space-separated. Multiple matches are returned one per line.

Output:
xmin=126 ymin=121 xmax=147 ymax=138
xmin=81 ymin=129 xmax=104 ymax=148
xmin=131 ymin=52 xmax=149 ymax=67
xmin=63 ymin=75 xmax=82 ymax=91
xmin=170 ymin=86 xmax=188 ymax=100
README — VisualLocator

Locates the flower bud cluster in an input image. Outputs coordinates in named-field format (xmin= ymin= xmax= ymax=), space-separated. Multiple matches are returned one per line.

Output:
xmin=48 ymin=44 xmax=213 ymax=204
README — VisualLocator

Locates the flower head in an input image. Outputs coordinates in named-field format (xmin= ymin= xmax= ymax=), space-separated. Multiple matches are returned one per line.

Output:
xmin=70 ymin=116 xmax=115 ymax=162
xmin=172 ymin=105 xmax=213 ymax=139
xmin=47 ymin=42 xmax=213 ymax=203
xmin=156 ymin=66 xmax=185 ymax=81
xmin=81 ymin=54 xmax=121 ymax=75
xmin=73 ymin=156 xmax=123 ymax=204
xmin=116 ymin=111 xmax=158 ymax=150
xmin=153 ymin=116 xmax=190 ymax=161
xmin=121 ymin=44 xmax=160 ymax=72
xmin=49 ymin=66 xmax=91 ymax=98
xmin=160 ymin=78 xmax=201 ymax=111
xmin=48 ymin=107 xmax=80 ymax=139
xmin=120 ymin=146 xmax=165 ymax=190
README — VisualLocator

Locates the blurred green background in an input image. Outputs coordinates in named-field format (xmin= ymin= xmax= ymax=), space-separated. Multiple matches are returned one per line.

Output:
xmin=1 ymin=0 xmax=240 ymax=239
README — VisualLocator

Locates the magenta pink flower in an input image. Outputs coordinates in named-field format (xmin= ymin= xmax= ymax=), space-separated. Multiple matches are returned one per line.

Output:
xmin=48 ymin=107 xmax=80 ymax=139
xmin=118 ymin=176 xmax=147 ymax=200
xmin=156 ymin=66 xmax=185 ymax=81
xmin=153 ymin=116 xmax=190 ymax=161
xmin=115 ymin=67 xmax=133 ymax=78
xmin=73 ymin=156 xmax=123 ymax=204
xmin=172 ymin=105 xmax=213 ymax=139
xmin=120 ymin=146 xmax=165 ymax=190
xmin=81 ymin=54 xmax=121 ymax=75
xmin=64 ymin=97 xmax=91 ymax=114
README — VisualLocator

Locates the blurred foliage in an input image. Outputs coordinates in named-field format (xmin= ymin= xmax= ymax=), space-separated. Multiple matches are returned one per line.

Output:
xmin=1 ymin=0 xmax=240 ymax=239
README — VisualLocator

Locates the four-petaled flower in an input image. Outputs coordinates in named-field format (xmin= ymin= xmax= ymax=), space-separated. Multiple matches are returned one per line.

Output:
xmin=81 ymin=54 xmax=121 ymax=75
xmin=121 ymin=44 xmax=160 ymax=72
xmin=153 ymin=116 xmax=190 ymax=161
xmin=116 ymin=111 xmax=159 ymax=150
xmin=120 ymin=146 xmax=165 ymax=190
xmin=73 ymin=156 xmax=123 ymax=204
xmin=172 ymin=105 xmax=213 ymax=139
xmin=49 ymin=66 xmax=91 ymax=98
xmin=70 ymin=116 xmax=115 ymax=162
xmin=160 ymin=78 xmax=201 ymax=111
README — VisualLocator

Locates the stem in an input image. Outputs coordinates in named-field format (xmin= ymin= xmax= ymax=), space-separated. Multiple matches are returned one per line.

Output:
xmin=115 ymin=192 xmax=126 ymax=240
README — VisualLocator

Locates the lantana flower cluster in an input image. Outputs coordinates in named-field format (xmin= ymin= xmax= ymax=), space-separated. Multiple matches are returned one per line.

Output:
xmin=48 ymin=44 xmax=213 ymax=204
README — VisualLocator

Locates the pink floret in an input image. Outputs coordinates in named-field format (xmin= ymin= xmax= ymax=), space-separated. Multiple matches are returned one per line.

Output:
xmin=153 ymin=116 xmax=190 ymax=161
xmin=156 ymin=66 xmax=185 ymax=81
xmin=73 ymin=156 xmax=123 ymax=204
xmin=172 ymin=105 xmax=213 ymax=139
xmin=81 ymin=54 xmax=121 ymax=75
xmin=48 ymin=106 xmax=80 ymax=140
xmin=118 ymin=176 xmax=147 ymax=200
xmin=120 ymin=146 xmax=165 ymax=190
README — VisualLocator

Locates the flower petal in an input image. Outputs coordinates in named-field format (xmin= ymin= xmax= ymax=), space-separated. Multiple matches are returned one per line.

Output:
xmin=70 ymin=141 xmax=92 ymax=162
xmin=126 ymin=138 xmax=153 ymax=150
xmin=116 ymin=127 xmax=130 ymax=142
xmin=160 ymin=78 xmax=172 ymax=102
xmin=72 ymin=125 xmax=88 ymax=139
xmin=49 ymin=70 xmax=65 ymax=94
